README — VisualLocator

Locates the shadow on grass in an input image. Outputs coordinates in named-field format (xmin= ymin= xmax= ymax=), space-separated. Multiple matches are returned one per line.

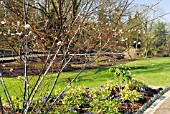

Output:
xmin=128 ymin=62 xmax=170 ymax=74
xmin=92 ymin=66 xmax=110 ymax=74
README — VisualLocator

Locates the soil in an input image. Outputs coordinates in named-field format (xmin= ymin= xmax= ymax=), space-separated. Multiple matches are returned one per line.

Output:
xmin=0 ymin=55 xmax=129 ymax=77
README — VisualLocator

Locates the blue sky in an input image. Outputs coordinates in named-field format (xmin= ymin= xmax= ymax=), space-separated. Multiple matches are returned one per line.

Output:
xmin=38 ymin=0 xmax=170 ymax=22
xmin=134 ymin=0 xmax=170 ymax=22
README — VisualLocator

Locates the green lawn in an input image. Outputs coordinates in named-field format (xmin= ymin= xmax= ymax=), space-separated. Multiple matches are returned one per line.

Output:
xmin=1 ymin=57 xmax=170 ymax=97
xmin=0 ymin=66 xmax=112 ymax=97
xmin=125 ymin=57 xmax=170 ymax=87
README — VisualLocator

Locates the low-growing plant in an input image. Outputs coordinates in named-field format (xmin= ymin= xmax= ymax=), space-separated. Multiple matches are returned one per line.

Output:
xmin=11 ymin=96 xmax=22 ymax=112
xmin=89 ymin=87 xmax=110 ymax=99
xmin=52 ymin=67 xmax=145 ymax=113
xmin=120 ymin=86 xmax=142 ymax=103
xmin=128 ymin=79 xmax=147 ymax=91
xmin=58 ymin=85 xmax=88 ymax=113
xmin=1 ymin=96 xmax=22 ymax=112
xmin=89 ymin=98 xmax=121 ymax=114
xmin=108 ymin=67 xmax=132 ymax=87
xmin=54 ymin=85 xmax=121 ymax=113
xmin=105 ymin=80 xmax=118 ymax=91
xmin=89 ymin=87 xmax=121 ymax=113
xmin=108 ymin=67 xmax=147 ymax=89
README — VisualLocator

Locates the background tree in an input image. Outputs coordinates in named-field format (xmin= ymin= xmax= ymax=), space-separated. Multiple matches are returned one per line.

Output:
xmin=154 ymin=21 xmax=168 ymax=48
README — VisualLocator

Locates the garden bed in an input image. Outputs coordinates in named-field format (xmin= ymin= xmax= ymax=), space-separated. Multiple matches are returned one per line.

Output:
xmin=0 ymin=55 xmax=128 ymax=77
xmin=50 ymin=85 xmax=162 ymax=114
xmin=2 ymin=83 xmax=162 ymax=113
xmin=2 ymin=67 xmax=163 ymax=113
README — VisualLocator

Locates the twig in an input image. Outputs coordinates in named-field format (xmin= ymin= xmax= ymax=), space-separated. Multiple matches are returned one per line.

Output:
xmin=21 ymin=0 xmax=30 ymax=113
xmin=0 ymin=72 xmax=15 ymax=114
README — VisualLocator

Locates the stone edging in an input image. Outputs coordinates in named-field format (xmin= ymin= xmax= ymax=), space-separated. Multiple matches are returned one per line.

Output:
xmin=136 ymin=86 xmax=170 ymax=114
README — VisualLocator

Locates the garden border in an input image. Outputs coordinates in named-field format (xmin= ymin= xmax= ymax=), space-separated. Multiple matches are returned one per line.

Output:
xmin=136 ymin=86 xmax=170 ymax=114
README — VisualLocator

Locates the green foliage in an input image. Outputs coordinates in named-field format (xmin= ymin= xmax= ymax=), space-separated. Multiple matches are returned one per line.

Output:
xmin=120 ymin=86 xmax=142 ymax=103
xmin=1 ymin=96 xmax=22 ymax=112
xmin=128 ymin=79 xmax=147 ymax=90
xmin=52 ymin=67 xmax=145 ymax=113
xmin=108 ymin=66 xmax=132 ymax=86
xmin=108 ymin=66 xmax=147 ymax=89
xmin=154 ymin=21 xmax=168 ymax=48
xmin=105 ymin=80 xmax=117 ymax=91
xmin=60 ymin=85 xmax=87 ymax=113
xmin=89 ymin=87 xmax=121 ymax=114
xmin=56 ymin=85 xmax=121 ymax=113
xmin=11 ymin=96 xmax=22 ymax=111
xmin=89 ymin=98 xmax=121 ymax=114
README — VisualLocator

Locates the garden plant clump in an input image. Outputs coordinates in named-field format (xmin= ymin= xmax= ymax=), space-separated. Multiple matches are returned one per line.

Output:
xmin=1 ymin=67 xmax=162 ymax=113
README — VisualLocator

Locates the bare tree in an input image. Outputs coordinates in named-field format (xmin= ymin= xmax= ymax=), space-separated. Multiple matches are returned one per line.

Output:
xmin=0 ymin=0 xmax=169 ymax=113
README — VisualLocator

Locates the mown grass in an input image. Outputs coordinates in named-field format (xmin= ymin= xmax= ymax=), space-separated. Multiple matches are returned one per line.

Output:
xmin=1 ymin=57 xmax=170 ymax=97
xmin=0 ymin=66 xmax=112 ymax=97
xmin=125 ymin=57 xmax=170 ymax=87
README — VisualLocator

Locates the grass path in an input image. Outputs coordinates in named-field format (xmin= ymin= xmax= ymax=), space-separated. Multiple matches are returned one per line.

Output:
xmin=1 ymin=57 xmax=170 ymax=97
